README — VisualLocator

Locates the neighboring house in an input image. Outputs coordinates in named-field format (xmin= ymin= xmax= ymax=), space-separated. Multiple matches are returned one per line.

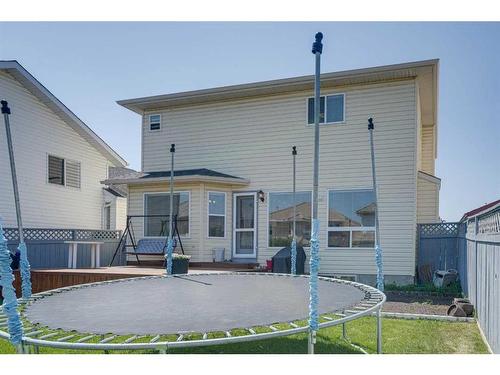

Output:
xmin=105 ymin=59 xmax=440 ymax=285
xmin=0 ymin=61 xmax=128 ymax=231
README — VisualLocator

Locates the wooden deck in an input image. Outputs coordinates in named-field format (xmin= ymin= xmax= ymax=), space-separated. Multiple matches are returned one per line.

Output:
xmin=11 ymin=263 xmax=259 ymax=296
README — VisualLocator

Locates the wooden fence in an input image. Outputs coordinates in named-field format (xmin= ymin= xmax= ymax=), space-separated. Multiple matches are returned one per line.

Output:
xmin=4 ymin=228 xmax=125 ymax=268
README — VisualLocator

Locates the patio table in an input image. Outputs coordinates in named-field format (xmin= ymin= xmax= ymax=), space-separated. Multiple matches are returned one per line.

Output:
xmin=64 ymin=241 xmax=104 ymax=269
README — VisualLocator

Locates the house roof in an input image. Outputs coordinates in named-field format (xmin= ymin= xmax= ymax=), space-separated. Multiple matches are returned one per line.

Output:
xmin=103 ymin=186 xmax=127 ymax=198
xmin=102 ymin=168 xmax=249 ymax=186
xmin=461 ymin=199 xmax=500 ymax=222
xmin=117 ymin=59 xmax=439 ymax=128
xmin=0 ymin=60 xmax=127 ymax=167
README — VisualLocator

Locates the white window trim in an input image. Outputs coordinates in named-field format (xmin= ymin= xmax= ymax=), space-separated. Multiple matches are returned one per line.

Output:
xmin=207 ymin=191 xmax=227 ymax=239
xmin=46 ymin=153 xmax=81 ymax=190
xmin=148 ymin=114 xmax=161 ymax=132
xmin=305 ymin=92 xmax=346 ymax=126
xmin=103 ymin=203 xmax=112 ymax=230
xmin=232 ymin=192 xmax=257 ymax=259
xmin=142 ymin=191 xmax=191 ymax=239
xmin=326 ymin=188 xmax=376 ymax=249
xmin=267 ymin=190 xmax=313 ymax=249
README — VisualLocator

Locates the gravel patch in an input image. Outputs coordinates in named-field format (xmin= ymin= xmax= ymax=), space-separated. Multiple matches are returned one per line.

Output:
xmin=383 ymin=291 xmax=453 ymax=315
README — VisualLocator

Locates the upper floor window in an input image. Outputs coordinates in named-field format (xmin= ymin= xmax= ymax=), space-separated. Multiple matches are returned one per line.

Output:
xmin=149 ymin=114 xmax=161 ymax=131
xmin=48 ymin=155 xmax=81 ymax=188
xmin=327 ymin=189 xmax=376 ymax=248
xmin=307 ymin=93 xmax=345 ymax=124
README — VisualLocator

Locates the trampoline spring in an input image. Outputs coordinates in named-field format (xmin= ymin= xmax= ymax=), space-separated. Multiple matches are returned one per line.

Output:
xmin=24 ymin=330 xmax=45 ymax=337
xmin=99 ymin=335 xmax=117 ymax=344
xmin=124 ymin=335 xmax=138 ymax=344
xmin=176 ymin=334 xmax=184 ymax=342
xmin=334 ymin=313 xmax=346 ymax=317
xmin=322 ymin=316 xmax=334 ymax=321
xmin=76 ymin=335 xmax=95 ymax=343
xmin=269 ymin=326 xmax=278 ymax=332
xmin=289 ymin=322 xmax=299 ymax=328
xmin=57 ymin=335 xmax=75 ymax=342
xmin=202 ymin=333 xmax=208 ymax=340
xmin=38 ymin=332 xmax=60 ymax=340
xmin=150 ymin=335 xmax=160 ymax=343
xmin=225 ymin=331 xmax=231 ymax=338
xmin=344 ymin=310 xmax=358 ymax=315
xmin=353 ymin=306 xmax=367 ymax=311
xmin=248 ymin=328 xmax=256 ymax=335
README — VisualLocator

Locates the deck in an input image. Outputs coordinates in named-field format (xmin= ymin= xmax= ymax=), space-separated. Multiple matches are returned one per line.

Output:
xmin=12 ymin=262 xmax=259 ymax=295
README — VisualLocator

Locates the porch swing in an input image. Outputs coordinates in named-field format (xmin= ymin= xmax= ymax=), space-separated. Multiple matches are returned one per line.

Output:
xmin=108 ymin=214 xmax=185 ymax=266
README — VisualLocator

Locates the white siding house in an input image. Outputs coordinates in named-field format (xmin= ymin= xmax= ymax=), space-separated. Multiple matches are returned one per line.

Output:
xmin=107 ymin=59 xmax=440 ymax=285
xmin=0 ymin=61 xmax=127 ymax=230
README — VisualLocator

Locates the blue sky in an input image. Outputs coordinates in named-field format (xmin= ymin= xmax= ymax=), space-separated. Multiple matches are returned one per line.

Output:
xmin=0 ymin=22 xmax=498 ymax=221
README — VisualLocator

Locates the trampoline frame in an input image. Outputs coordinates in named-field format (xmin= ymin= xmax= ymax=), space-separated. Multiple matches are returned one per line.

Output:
xmin=0 ymin=273 xmax=386 ymax=353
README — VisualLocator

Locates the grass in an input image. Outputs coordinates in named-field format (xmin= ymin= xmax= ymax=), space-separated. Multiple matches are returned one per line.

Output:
xmin=0 ymin=317 xmax=489 ymax=354
xmin=385 ymin=281 xmax=463 ymax=296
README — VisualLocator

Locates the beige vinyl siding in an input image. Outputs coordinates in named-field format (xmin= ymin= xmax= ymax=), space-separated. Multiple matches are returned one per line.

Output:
xmin=0 ymin=70 xmax=116 ymax=229
xmin=115 ymin=197 xmax=127 ymax=232
xmin=420 ymin=126 xmax=435 ymax=174
xmin=417 ymin=173 xmax=440 ymax=223
xmin=134 ymin=80 xmax=418 ymax=277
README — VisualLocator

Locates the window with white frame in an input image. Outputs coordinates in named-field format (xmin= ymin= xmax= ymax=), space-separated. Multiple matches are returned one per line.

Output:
xmin=208 ymin=192 xmax=226 ymax=238
xmin=144 ymin=192 xmax=189 ymax=237
xmin=327 ymin=190 xmax=376 ymax=248
xmin=103 ymin=204 xmax=111 ymax=230
xmin=269 ymin=191 xmax=312 ymax=247
xmin=149 ymin=114 xmax=161 ymax=131
xmin=307 ymin=93 xmax=345 ymax=124
xmin=47 ymin=155 xmax=81 ymax=188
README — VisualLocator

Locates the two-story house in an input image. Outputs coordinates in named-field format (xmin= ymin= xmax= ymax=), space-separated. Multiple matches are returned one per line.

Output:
xmin=0 ymin=61 xmax=128 ymax=231
xmin=106 ymin=59 xmax=440 ymax=285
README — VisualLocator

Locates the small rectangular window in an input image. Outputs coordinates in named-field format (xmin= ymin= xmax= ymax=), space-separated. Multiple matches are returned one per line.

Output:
xmin=104 ymin=205 xmax=111 ymax=230
xmin=65 ymin=160 xmax=81 ymax=188
xmin=144 ymin=192 xmax=190 ymax=237
xmin=307 ymin=94 xmax=344 ymax=124
xmin=48 ymin=155 xmax=65 ymax=185
xmin=149 ymin=114 xmax=161 ymax=131
xmin=208 ymin=192 xmax=226 ymax=238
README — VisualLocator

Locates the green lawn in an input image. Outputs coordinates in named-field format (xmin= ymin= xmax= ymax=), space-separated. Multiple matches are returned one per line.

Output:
xmin=0 ymin=317 xmax=489 ymax=354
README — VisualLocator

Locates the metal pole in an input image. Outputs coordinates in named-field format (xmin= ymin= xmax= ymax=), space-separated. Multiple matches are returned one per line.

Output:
xmin=291 ymin=146 xmax=297 ymax=275
xmin=368 ymin=118 xmax=384 ymax=292
xmin=1 ymin=100 xmax=31 ymax=299
xmin=308 ymin=31 xmax=323 ymax=355
xmin=166 ymin=144 xmax=175 ymax=275
xmin=376 ymin=307 xmax=383 ymax=354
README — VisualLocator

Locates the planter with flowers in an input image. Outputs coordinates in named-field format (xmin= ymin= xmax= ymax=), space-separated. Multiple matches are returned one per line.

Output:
xmin=165 ymin=253 xmax=191 ymax=274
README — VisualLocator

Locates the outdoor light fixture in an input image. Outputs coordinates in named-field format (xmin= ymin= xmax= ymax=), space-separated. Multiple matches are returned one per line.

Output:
xmin=258 ymin=190 xmax=265 ymax=203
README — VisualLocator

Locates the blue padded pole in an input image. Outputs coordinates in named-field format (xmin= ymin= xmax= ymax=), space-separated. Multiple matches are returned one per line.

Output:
xmin=291 ymin=146 xmax=297 ymax=275
xmin=368 ymin=118 xmax=384 ymax=292
xmin=308 ymin=32 xmax=323 ymax=354
xmin=166 ymin=144 xmax=175 ymax=275
xmin=0 ymin=219 xmax=24 ymax=351
xmin=1 ymin=100 xmax=31 ymax=300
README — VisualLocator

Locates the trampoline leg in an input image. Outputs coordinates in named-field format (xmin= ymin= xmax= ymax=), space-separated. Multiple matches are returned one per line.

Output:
xmin=342 ymin=322 xmax=348 ymax=341
xmin=376 ymin=308 xmax=382 ymax=354
xmin=308 ymin=330 xmax=316 ymax=354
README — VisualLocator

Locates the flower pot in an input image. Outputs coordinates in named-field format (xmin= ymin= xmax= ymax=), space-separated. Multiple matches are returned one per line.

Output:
xmin=171 ymin=258 xmax=189 ymax=274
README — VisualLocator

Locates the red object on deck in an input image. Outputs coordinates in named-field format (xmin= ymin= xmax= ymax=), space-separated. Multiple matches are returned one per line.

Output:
xmin=266 ymin=259 xmax=273 ymax=272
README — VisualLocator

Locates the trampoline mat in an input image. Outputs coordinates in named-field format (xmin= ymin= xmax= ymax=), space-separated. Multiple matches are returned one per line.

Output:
xmin=25 ymin=274 xmax=366 ymax=335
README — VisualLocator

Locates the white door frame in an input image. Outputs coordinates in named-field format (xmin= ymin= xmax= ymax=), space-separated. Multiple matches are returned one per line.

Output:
xmin=232 ymin=192 xmax=257 ymax=258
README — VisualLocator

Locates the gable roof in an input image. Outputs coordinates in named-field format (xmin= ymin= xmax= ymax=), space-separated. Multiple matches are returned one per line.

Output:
xmin=117 ymin=59 xmax=439 ymax=126
xmin=461 ymin=199 xmax=500 ymax=222
xmin=0 ymin=60 xmax=127 ymax=167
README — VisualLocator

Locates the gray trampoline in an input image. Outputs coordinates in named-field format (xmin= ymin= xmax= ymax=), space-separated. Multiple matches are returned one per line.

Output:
xmin=0 ymin=273 xmax=385 ymax=352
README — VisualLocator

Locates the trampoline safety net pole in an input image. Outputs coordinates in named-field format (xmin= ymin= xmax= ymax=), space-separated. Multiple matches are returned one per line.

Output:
xmin=0 ymin=220 xmax=24 ymax=352
xmin=368 ymin=118 xmax=384 ymax=292
xmin=1 ymin=100 xmax=32 ymax=300
xmin=291 ymin=146 xmax=297 ymax=275
xmin=166 ymin=144 xmax=175 ymax=275
xmin=308 ymin=32 xmax=323 ymax=355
